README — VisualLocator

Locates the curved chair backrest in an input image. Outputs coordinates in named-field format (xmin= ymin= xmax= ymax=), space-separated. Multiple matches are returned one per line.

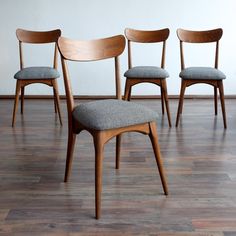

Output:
xmin=58 ymin=35 xmax=126 ymax=119
xmin=177 ymin=28 xmax=223 ymax=43
xmin=16 ymin=29 xmax=61 ymax=44
xmin=176 ymin=28 xmax=223 ymax=70
xmin=125 ymin=28 xmax=169 ymax=43
xmin=16 ymin=29 xmax=61 ymax=69
xmin=58 ymin=35 xmax=125 ymax=61
xmin=124 ymin=28 xmax=169 ymax=69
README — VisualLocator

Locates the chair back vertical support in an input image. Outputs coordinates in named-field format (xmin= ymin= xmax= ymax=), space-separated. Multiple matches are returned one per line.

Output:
xmin=179 ymin=40 xmax=185 ymax=70
xmin=127 ymin=40 xmax=132 ymax=69
xmin=60 ymin=57 xmax=75 ymax=123
xmin=215 ymin=41 xmax=219 ymax=69
xmin=115 ymin=56 xmax=121 ymax=99
xmin=19 ymin=41 xmax=24 ymax=70
xmin=53 ymin=44 xmax=59 ymax=69
xmin=161 ymin=40 xmax=166 ymax=69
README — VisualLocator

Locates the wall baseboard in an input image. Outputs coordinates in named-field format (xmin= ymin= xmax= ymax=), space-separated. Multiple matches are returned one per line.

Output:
xmin=1 ymin=95 xmax=236 ymax=100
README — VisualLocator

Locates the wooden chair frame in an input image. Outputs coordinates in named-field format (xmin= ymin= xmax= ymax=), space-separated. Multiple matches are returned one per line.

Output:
xmin=124 ymin=28 xmax=172 ymax=127
xmin=12 ymin=29 xmax=63 ymax=126
xmin=58 ymin=35 xmax=168 ymax=219
xmin=175 ymin=28 xmax=227 ymax=128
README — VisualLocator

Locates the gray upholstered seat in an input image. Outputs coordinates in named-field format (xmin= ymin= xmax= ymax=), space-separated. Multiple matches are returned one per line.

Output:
xmin=179 ymin=67 xmax=226 ymax=80
xmin=72 ymin=99 xmax=158 ymax=131
xmin=14 ymin=66 xmax=60 ymax=80
xmin=124 ymin=66 xmax=169 ymax=79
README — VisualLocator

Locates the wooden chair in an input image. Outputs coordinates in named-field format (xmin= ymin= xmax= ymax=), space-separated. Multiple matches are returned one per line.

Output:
xmin=58 ymin=35 xmax=168 ymax=219
xmin=175 ymin=28 xmax=227 ymax=128
xmin=124 ymin=28 xmax=172 ymax=127
xmin=12 ymin=29 xmax=63 ymax=126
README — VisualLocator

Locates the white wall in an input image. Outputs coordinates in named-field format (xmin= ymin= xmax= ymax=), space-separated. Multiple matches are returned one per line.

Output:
xmin=0 ymin=0 xmax=236 ymax=96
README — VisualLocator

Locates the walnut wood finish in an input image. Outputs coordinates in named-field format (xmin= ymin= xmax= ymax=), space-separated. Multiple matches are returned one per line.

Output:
xmin=176 ymin=28 xmax=226 ymax=128
xmin=58 ymin=35 xmax=168 ymax=219
xmin=124 ymin=28 xmax=172 ymax=127
xmin=1 ymin=98 xmax=236 ymax=235
xmin=12 ymin=29 xmax=62 ymax=127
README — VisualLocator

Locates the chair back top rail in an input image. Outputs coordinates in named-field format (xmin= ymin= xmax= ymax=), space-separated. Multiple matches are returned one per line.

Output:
xmin=125 ymin=28 xmax=169 ymax=43
xmin=58 ymin=35 xmax=125 ymax=61
xmin=177 ymin=28 xmax=223 ymax=43
xmin=16 ymin=29 xmax=61 ymax=43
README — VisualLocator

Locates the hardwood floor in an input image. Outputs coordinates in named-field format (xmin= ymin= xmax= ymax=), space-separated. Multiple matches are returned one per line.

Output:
xmin=1 ymin=98 xmax=236 ymax=235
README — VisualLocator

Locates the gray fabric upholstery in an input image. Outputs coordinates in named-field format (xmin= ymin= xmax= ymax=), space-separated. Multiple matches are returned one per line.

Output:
xmin=124 ymin=66 xmax=169 ymax=79
xmin=179 ymin=67 xmax=226 ymax=80
xmin=72 ymin=99 xmax=158 ymax=131
xmin=14 ymin=67 xmax=60 ymax=80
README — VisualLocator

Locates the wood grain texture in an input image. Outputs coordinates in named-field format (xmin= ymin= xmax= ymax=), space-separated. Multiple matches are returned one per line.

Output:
xmin=1 ymin=98 xmax=236 ymax=235
xmin=16 ymin=28 xmax=61 ymax=44
xmin=177 ymin=28 xmax=223 ymax=43
xmin=58 ymin=35 xmax=125 ymax=61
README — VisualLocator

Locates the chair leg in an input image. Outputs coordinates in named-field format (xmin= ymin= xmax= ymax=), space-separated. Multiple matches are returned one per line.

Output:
xmin=52 ymin=80 xmax=63 ymax=126
xmin=218 ymin=81 xmax=227 ymax=129
xmin=214 ymin=86 xmax=218 ymax=115
xmin=161 ymin=86 xmax=165 ymax=115
xmin=124 ymin=79 xmax=132 ymax=101
xmin=53 ymin=88 xmax=57 ymax=114
xmin=21 ymin=86 xmax=25 ymax=114
xmin=64 ymin=129 xmax=77 ymax=182
xmin=176 ymin=80 xmax=186 ymax=127
xmin=149 ymin=122 xmax=168 ymax=195
xmin=161 ymin=80 xmax=172 ymax=127
xmin=12 ymin=80 xmax=21 ymax=127
xmin=116 ymin=134 xmax=121 ymax=169
xmin=94 ymin=133 xmax=105 ymax=219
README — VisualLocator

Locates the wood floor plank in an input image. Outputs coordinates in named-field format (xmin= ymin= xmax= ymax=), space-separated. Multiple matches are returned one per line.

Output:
xmin=0 ymin=98 xmax=236 ymax=235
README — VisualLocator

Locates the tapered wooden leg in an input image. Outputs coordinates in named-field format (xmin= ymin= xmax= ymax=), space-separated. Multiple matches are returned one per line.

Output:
xmin=176 ymin=81 xmax=186 ymax=127
xmin=214 ymin=86 xmax=218 ymax=115
xmin=53 ymin=88 xmax=57 ymax=114
xmin=124 ymin=79 xmax=132 ymax=101
xmin=12 ymin=80 xmax=21 ymax=127
xmin=161 ymin=86 xmax=165 ymax=115
xmin=94 ymin=133 xmax=105 ymax=219
xmin=21 ymin=86 xmax=25 ymax=114
xmin=218 ymin=81 xmax=227 ymax=129
xmin=116 ymin=134 xmax=121 ymax=169
xmin=64 ymin=129 xmax=77 ymax=182
xmin=161 ymin=80 xmax=172 ymax=127
xmin=149 ymin=122 xmax=168 ymax=195
xmin=52 ymin=80 xmax=63 ymax=126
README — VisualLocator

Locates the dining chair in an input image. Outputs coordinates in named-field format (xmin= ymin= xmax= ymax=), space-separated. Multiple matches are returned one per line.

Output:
xmin=124 ymin=28 xmax=172 ymax=127
xmin=12 ymin=29 xmax=63 ymax=127
xmin=175 ymin=28 xmax=227 ymax=128
xmin=58 ymin=34 xmax=168 ymax=219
